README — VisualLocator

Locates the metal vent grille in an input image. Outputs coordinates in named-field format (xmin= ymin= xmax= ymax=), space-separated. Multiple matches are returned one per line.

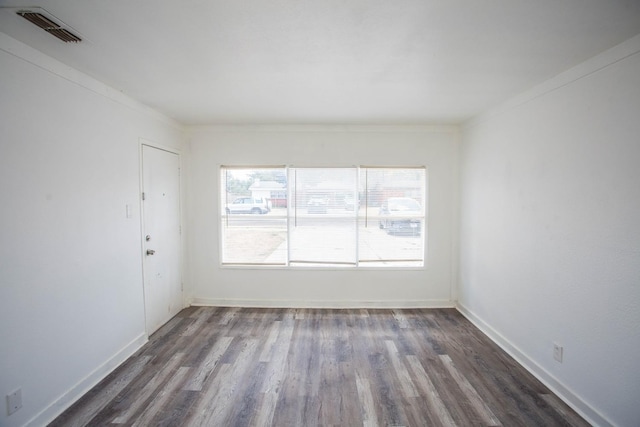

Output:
xmin=17 ymin=10 xmax=82 ymax=43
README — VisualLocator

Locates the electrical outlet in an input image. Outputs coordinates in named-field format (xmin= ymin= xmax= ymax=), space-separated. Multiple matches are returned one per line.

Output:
xmin=553 ymin=343 xmax=563 ymax=363
xmin=7 ymin=388 xmax=22 ymax=415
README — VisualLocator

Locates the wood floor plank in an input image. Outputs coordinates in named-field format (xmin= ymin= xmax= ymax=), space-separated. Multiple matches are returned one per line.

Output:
xmin=367 ymin=343 xmax=410 ymax=426
xmin=192 ymin=338 xmax=261 ymax=426
xmin=384 ymin=340 xmax=419 ymax=398
xmin=181 ymin=307 xmax=209 ymax=336
xmin=131 ymin=365 xmax=191 ymax=427
xmin=270 ymin=317 xmax=317 ymax=426
xmin=185 ymin=363 xmax=233 ymax=426
xmin=432 ymin=312 xmax=569 ymax=426
xmin=50 ymin=307 xmax=590 ymax=427
xmin=49 ymin=355 xmax=151 ymax=427
xmin=183 ymin=335 xmax=233 ymax=391
xmin=224 ymin=359 xmax=268 ymax=427
xmin=440 ymin=353 xmax=502 ymax=426
xmin=405 ymin=355 xmax=457 ymax=427
xmin=258 ymin=320 xmax=282 ymax=362
xmin=355 ymin=370 xmax=379 ymax=427
xmin=540 ymin=393 xmax=590 ymax=427
xmin=111 ymin=352 xmax=185 ymax=424
xmin=254 ymin=316 xmax=295 ymax=426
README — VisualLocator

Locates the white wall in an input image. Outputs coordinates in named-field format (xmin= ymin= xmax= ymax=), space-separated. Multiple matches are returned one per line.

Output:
xmin=187 ymin=126 xmax=458 ymax=307
xmin=0 ymin=34 xmax=185 ymax=427
xmin=459 ymin=35 xmax=640 ymax=427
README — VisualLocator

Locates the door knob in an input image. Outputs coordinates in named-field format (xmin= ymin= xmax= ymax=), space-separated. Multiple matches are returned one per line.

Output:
xmin=146 ymin=249 xmax=155 ymax=255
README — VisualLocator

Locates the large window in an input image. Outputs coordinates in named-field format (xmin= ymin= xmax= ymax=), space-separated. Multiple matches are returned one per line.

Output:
xmin=221 ymin=166 xmax=426 ymax=267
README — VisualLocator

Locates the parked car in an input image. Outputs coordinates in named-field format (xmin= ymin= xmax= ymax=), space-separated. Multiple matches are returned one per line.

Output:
xmin=225 ymin=197 xmax=270 ymax=214
xmin=378 ymin=197 xmax=422 ymax=235
xmin=307 ymin=196 xmax=328 ymax=214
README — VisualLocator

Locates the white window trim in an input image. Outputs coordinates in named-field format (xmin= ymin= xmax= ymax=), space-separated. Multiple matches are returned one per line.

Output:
xmin=220 ymin=165 xmax=427 ymax=269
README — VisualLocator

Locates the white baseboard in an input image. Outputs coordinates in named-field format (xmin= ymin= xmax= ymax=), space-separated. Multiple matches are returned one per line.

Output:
xmin=189 ymin=297 xmax=456 ymax=309
xmin=27 ymin=332 xmax=148 ymax=427
xmin=456 ymin=303 xmax=613 ymax=427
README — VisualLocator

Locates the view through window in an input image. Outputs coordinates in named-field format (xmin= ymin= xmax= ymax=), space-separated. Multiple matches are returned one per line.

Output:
xmin=221 ymin=166 xmax=426 ymax=267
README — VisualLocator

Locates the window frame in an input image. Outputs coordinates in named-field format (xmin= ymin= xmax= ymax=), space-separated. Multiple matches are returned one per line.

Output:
xmin=220 ymin=165 xmax=427 ymax=269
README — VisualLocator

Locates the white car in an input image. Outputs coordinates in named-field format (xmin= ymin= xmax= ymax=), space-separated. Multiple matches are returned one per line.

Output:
xmin=225 ymin=197 xmax=271 ymax=214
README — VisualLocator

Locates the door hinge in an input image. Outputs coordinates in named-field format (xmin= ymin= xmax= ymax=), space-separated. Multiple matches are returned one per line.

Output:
xmin=141 ymin=192 xmax=146 ymax=201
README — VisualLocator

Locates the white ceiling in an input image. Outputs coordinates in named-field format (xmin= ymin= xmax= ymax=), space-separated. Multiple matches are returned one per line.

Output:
xmin=1 ymin=0 xmax=640 ymax=125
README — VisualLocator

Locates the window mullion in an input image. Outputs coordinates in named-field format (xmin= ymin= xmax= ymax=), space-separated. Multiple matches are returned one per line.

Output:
xmin=355 ymin=167 xmax=360 ymax=267
xmin=286 ymin=166 xmax=292 ymax=266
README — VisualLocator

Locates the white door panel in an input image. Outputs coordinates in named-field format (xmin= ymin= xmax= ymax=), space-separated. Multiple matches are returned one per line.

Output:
xmin=142 ymin=145 xmax=182 ymax=335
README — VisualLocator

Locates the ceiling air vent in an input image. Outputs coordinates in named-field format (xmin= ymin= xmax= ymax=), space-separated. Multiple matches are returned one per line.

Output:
xmin=17 ymin=10 xmax=82 ymax=43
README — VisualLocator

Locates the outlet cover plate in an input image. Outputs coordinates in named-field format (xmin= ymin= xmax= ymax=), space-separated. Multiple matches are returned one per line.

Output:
xmin=553 ymin=343 xmax=563 ymax=363
xmin=7 ymin=389 xmax=22 ymax=415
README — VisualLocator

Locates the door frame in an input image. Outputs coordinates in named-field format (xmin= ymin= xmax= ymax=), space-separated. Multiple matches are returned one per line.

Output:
xmin=139 ymin=138 xmax=185 ymax=336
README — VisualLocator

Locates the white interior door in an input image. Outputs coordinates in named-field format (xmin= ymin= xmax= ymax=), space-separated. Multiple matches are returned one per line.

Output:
xmin=141 ymin=144 xmax=182 ymax=335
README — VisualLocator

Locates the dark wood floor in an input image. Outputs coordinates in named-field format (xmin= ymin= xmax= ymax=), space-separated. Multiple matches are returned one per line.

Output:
xmin=50 ymin=307 xmax=589 ymax=426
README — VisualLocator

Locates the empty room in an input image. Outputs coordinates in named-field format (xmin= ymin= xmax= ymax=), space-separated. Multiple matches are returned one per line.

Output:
xmin=1 ymin=1 xmax=639 ymax=426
